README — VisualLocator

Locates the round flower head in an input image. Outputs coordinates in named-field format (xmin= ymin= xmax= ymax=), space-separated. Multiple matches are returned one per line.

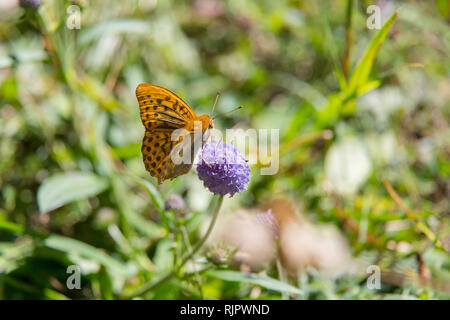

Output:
xmin=20 ymin=0 xmax=41 ymax=9
xmin=197 ymin=140 xmax=250 ymax=196
xmin=165 ymin=194 xmax=186 ymax=212
xmin=164 ymin=194 xmax=187 ymax=215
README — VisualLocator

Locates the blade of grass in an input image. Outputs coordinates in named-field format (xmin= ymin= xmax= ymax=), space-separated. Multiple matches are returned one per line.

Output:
xmin=206 ymin=270 xmax=302 ymax=295
xmin=44 ymin=235 xmax=132 ymax=277
xmin=0 ymin=220 xmax=25 ymax=234
xmin=111 ymin=175 xmax=164 ymax=239
xmin=126 ymin=174 xmax=164 ymax=213
xmin=348 ymin=12 xmax=397 ymax=94
xmin=2 ymin=275 xmax=69 ymax=300
xmin=317 ymin=12 xmax=397 ymax=126
xmin=382 ymin=178 xmax=442 ymax=248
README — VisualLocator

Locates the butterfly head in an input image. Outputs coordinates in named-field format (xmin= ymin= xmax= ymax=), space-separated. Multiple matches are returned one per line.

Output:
xmin=198 ymin=114 xmax=213 ymax=131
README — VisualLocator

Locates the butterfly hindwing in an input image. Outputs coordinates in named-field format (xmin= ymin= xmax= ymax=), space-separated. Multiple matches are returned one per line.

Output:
xmin=142 ymin=130 xmax=172 ymax=179
xmin=142 ymin=129 xmax=192 ymax=184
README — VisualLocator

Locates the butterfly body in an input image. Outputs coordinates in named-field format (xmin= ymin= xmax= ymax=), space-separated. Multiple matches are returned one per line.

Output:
xmin=136 ymin=84 xmax=212 ymax=184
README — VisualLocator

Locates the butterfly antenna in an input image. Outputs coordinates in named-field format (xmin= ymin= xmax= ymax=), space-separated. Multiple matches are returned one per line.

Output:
xmin=211 ymin=91 xmax=220 ymax=117
xmin=200 ymin=154 xmax=212 ymax=168
xmin=212 ymin=105 xmax=244 ymax=120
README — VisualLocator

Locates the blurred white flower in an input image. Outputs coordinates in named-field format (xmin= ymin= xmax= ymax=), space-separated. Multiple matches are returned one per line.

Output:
xmin=359 ymin=86 xmax=404 ymax=123
xmin=279 ymin=220 xmax=355 ymax=278
xmin=325 ymin=136 xmax=372 ymax=195
xmin=365 ymin=131 xmax=397 ymax=165
xmin=0 ymin=0 xmax=18 ymax=11
xmin=208 ymin=209 xmax=277 ymax=271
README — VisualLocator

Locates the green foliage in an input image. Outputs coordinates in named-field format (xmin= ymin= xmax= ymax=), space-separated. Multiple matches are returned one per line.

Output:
xmin=206 ymin=270 xmax=303 ymax=295
xmin=37 ymin=172 xmax=108 ymax=213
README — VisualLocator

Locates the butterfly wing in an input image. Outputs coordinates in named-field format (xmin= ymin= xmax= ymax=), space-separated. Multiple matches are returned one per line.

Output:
xmin=137 ymin=84 xmax=207 ymax=184
xmin=141 ymin=130 xmax=181 ymax=184
xmin=142 ymin=128 xmax=208 ymax=184
xmin=136 ymin=84 xmax=196 ymax=132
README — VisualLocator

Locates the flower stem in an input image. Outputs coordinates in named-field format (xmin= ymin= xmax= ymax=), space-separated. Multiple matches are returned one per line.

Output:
xmin=180 ymin=196 xmax=223 ymax=267
xmin=125 ymin=196 xmax=224 ymax=299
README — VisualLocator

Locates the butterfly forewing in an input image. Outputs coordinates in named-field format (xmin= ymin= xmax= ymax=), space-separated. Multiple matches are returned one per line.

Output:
xmin=136 ymin=84 xmax=196 ymax=132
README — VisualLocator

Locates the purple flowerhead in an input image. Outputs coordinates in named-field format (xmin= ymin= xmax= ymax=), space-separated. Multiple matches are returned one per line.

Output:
xmin=165 ymin=194 xmax=186 ymax=212
xmin=20 ymin=0 xmax=41 ymax=9
xmin=197 ymin=140 xmax=250 ymax=196
xmin=164 ymin=194 xmax=187 ymax=215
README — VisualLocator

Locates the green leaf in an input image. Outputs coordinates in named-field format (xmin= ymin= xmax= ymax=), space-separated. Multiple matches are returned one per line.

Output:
xmin=111 ymin=175 xmax=165 ymax=238
xmin=0 ymin=220 xmax=25 ymax=234
xmin=98 ymin=268 xmax=114 ymax=300
xmin=128 ymin=175 xmax=164 ymax=212
xmin=206 ymin=270 xmax=302 ymax=295
xmin=2 ymin=276 xmax=69 ymax=300
xmin=112 ymin=143 xmax=141 ymax=159
xmin=348 ymin=12 xmax=397 ymax=93
xmin=334 ymin=66 xmax=348 ymax=91
xmin=79 ymin=19 xmax=152 ymax=46
xmin=44 ymin=235 xmax=131 ymax=277
xmin=356 ymin=79 xmax=381 ymax=96
xmin=316 ymin=12 xmax=397 ymax=126
xmin=37 ymin=172 xmax=108 ymax=213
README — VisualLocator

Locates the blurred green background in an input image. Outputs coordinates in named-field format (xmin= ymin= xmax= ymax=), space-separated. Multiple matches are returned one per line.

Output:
xmin=0 ymin=0 xmax=449 ymax=299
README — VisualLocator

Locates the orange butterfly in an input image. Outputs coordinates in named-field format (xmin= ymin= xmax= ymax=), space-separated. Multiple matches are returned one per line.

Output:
xmin=136 ymin=84 xmax=214 ymax=184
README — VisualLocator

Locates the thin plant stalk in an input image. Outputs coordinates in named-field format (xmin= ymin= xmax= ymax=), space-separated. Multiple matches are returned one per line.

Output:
xmin=343 ymin=0 xmax=354 ymax=80
xmin=125 ymin=196 xmax=224 ymax=299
